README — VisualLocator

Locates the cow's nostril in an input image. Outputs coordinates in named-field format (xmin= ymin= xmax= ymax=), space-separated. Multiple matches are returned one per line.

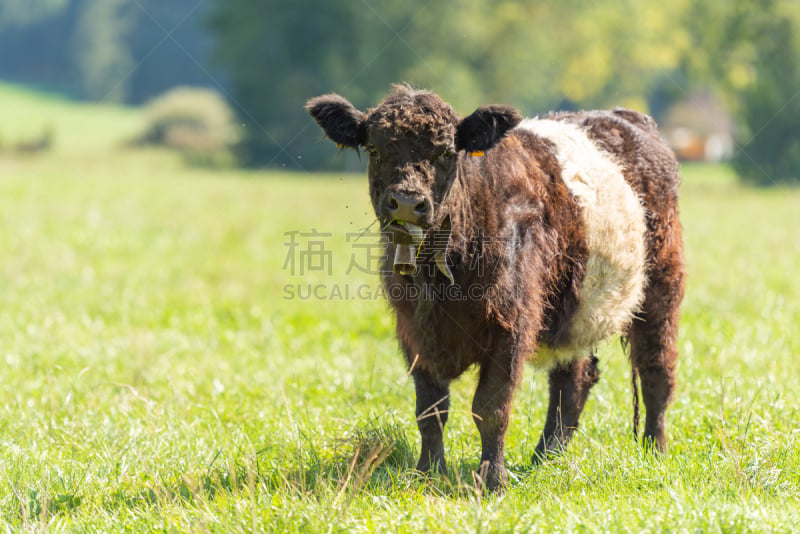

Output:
xmin=387 ymin=195 xmax=399 ymax=210
xmin=414 ymin=199 xmax=428 ymax=214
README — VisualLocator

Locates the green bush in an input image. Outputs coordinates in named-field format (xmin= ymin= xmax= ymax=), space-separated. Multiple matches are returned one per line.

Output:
xmin=133 ymin=86 xmax=240 ymax=166
xmin=732 ymin=15 xmax=800 ymax=185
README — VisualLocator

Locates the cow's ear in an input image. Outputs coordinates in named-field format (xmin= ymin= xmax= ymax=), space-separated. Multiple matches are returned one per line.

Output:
xmin=305 ymin=94 xmax=367 ymax=149
xmin=455 ymin=105 xmax=522 ymax=153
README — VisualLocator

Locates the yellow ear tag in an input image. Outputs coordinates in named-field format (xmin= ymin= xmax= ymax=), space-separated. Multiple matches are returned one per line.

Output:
xmin=336 ymin=143 xmax=344 ymax=148
xmin=468 ymin=150 xmax=485 ymax=157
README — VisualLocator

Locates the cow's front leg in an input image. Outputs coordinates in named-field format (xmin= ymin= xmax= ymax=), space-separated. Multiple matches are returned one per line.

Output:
xmin=412 ymin=368 xmax=450 ymax=475
xmin=472 ymin=349 xmax=522 ymax=492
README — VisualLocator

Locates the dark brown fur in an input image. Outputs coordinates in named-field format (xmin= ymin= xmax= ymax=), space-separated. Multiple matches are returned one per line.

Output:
xmin=306 ymin=86 xmax=685 ymax=491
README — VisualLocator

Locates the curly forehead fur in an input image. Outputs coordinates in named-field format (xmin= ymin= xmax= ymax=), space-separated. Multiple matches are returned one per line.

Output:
xmin=367 ymin=84 xmax=460 ymax=147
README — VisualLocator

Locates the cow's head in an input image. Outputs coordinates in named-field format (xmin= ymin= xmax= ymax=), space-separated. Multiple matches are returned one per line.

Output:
xmin=306 ymin=85 xmax=521 ymax=240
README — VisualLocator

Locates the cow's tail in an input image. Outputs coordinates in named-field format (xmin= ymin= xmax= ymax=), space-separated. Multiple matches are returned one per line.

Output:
xmin=621 ymin=336 xmax=640 ymax=440
xmin=631 ymin=367 xmax=640 ymax=440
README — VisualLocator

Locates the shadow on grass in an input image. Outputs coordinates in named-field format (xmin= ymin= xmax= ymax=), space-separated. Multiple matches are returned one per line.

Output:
xmin=256 ymin=420 xmax=558 ymax=500
xmin=10 ymin=421 xmax=558 ymax=523
xmin=245 ymin=419 xmax=559 ymax=501
xmin=96 ymin=420 xmax=541 ymax=515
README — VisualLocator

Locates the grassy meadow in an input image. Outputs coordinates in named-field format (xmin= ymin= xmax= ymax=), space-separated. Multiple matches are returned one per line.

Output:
xmin=1 ymin=83 xmax=800 ymax=532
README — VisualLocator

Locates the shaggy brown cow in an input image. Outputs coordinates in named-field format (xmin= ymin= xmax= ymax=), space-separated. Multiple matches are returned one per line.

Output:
xmin=306 ymin=84 xmax=685 ymax=491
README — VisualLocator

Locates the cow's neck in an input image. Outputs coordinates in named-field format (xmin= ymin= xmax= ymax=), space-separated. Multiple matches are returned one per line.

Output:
xmin=437 ymin=162 xmax=483 ymax=253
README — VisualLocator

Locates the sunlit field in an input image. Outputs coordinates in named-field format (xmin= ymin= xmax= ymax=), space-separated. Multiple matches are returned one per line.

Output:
xmin=1 ymin=84 xmax=799 ymax=531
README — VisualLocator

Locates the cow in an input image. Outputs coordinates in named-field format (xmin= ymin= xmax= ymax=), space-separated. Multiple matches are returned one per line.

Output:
xmin=306 ymin=84 xmax=685 ymax=492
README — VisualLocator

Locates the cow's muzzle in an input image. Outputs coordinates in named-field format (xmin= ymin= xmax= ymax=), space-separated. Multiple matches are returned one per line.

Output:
xmin=384 ymin=191 xmax=429 ymax=228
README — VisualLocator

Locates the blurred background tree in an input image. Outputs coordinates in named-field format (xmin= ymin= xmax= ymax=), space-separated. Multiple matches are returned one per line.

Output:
xmin=207 ymin=0 xmax=418 ymax=168
xmin=71 ymin=0 xmax=135 ymax=102
xmin=1 ymin=0 xmax=798 ymax=182
xmin=206 ymin=0 xmax=700 ymax=169
xmin=728 ymin=0 xmax=800 ymax=184
xmin=0 ymin=0 xmax=214 ymax=103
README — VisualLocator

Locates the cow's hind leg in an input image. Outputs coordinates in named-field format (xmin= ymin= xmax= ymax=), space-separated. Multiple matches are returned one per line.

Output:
xmin=532 ymin=354 xmax=600 ymax=463
xmin=628 ymin=248 xmax=685 ymax=451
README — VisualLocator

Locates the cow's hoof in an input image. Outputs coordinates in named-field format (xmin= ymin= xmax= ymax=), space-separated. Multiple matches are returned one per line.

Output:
xmin=532 ymin=434 xmax=569 ymax=465
xmin=474 ymin=460 xmax=508 ymax=493
xmin=415 ymin=456 xmax=448 ymax=478
xmin=642 ymin=433 xmax=667 ymax=454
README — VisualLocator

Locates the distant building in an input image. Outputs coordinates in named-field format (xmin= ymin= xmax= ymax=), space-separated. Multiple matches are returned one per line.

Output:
xmin=661 ymin=91 xmax=734 ymax=162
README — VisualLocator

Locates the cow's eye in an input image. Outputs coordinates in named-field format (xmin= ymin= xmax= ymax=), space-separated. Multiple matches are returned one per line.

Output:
xmin=437 ymin=150 xmax=456 ymax=165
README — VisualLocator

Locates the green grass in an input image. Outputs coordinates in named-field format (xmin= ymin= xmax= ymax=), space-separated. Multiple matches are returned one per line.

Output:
xmin=1 ymin=86 xmax=800 ymax=531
